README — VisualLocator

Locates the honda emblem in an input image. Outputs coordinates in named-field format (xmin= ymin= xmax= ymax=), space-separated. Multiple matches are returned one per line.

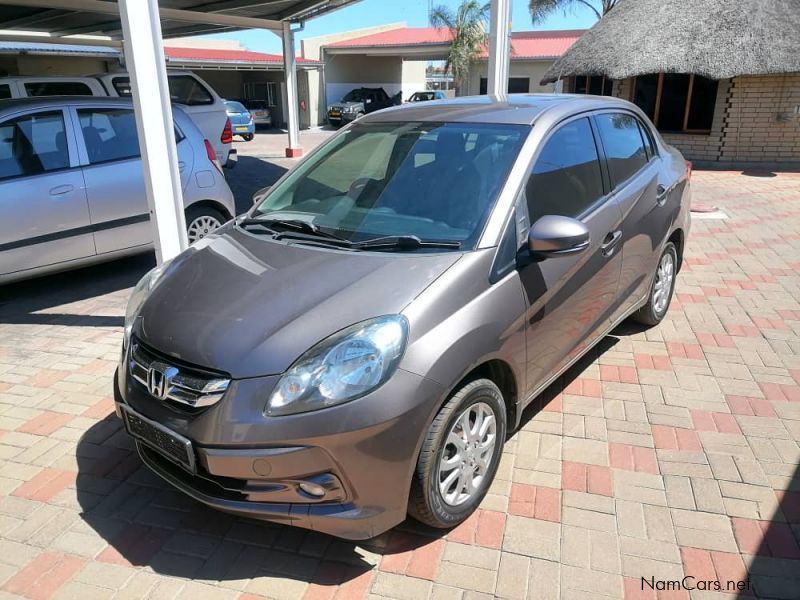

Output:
xmin=147 ymin=362 xmax=178 ymax=400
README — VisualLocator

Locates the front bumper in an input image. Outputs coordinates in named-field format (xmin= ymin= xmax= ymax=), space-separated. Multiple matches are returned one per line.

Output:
xmin=327 ymin=112 xmax=358 ymax=125
xmin=114 ymin=355 xmax=444 ymax=540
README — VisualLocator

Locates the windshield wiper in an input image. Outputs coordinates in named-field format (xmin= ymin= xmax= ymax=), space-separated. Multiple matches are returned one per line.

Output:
xmin=239 ymin=217 xmax=351 ymax=246
xmin=352 ymin=235 xmax=462 ymax=251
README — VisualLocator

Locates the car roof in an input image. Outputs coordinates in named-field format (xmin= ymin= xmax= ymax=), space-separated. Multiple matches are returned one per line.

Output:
xmin=363 ymin=93 xmax=638 ymax=126
xmin=0 ymin=96 xmax=134 ymax=111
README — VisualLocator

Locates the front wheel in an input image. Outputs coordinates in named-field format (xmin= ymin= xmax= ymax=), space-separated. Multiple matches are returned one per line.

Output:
xmin=408 ymin=379 xmax=506 ymax=529
xmin=631 ymin=242 xmax=678 ymax=326
xmin=185 ymin=205 xmax=226 ymax=245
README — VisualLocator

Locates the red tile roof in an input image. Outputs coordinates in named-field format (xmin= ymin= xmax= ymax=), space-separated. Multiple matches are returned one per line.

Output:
xmin=326 ymin=27 xmax=585 ymax=59
xmin=164 ymin=46 xmax=319 ymax=65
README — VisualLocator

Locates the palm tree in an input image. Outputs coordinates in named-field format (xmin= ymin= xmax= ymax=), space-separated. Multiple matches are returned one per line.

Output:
xmin=529 ymin=0 xmax=616 ymax=22
xmin=430 ymin=1 xmax=490 ymax=96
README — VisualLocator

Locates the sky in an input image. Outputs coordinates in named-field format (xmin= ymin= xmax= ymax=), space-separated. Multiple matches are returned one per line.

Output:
xmin=198 ymin=0 xmax=602 ymax=56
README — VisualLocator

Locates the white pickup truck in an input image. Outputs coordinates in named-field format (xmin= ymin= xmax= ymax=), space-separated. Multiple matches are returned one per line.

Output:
xmin=0 ymin=71 xmax=234 ymax=166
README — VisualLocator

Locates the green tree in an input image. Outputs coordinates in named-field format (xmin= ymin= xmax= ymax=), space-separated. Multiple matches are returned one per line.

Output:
xmin=529 ymin=0 xmax=617 ymax=22
xmin=430 ymin=1 xmax=490 ymax=96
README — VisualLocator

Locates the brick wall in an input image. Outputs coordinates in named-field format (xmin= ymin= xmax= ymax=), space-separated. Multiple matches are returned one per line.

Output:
xmin=612 ymin=74 xmax=800 ymax=168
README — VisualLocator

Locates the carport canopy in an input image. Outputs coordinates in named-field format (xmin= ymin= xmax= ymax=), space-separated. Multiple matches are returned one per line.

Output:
xmin=0 ymin=0 xmax=511 ymax=263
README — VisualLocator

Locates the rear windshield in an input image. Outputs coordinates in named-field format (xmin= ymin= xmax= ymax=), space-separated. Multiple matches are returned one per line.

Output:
xmin=253 ymin=121 xmax=528 ymax=250
xmin=225 ymin=101 xmax=247 ymax=113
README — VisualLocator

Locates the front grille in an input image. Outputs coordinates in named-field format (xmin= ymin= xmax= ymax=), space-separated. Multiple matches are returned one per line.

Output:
xmin=128 ymin=340 xmax=230 ymax=410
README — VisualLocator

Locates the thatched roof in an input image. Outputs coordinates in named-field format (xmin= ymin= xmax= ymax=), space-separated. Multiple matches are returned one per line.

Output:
xmin=541 ymin=0 xmax=800 ymax=84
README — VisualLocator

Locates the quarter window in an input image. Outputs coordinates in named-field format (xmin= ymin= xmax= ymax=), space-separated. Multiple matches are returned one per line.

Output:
xmin=0 ymin=111 xmax=70 ymax=180
xmin=78 ymin=109 xmax=141 ymax=165
xmin=526 ymin=117 xmax=604 ymax=222
xmin=24 ymin=81 xmax=94 ymax=97
xmin=595 ymin=113 xmax=649 ymax=187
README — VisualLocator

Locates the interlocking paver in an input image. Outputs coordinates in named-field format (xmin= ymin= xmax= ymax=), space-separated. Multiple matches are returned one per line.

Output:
xmin=1 ymin=170 xmax=799 ymax=599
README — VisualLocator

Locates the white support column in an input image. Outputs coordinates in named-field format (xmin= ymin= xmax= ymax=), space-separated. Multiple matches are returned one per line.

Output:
xmin=282 ymin=22 xmax=303 ymax=158
xmin=119 ymin=0 xmax=187 ymax=263
xmin=487 ymin=0 xmax=512 ymax=96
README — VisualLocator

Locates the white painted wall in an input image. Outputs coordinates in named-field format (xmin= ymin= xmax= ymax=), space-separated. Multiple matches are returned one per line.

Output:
xmin=401 ymin=59 xmax=427 ymax=100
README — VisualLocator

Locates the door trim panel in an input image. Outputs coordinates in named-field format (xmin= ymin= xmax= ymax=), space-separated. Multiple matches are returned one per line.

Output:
xmin=0 ymin=213 xmax=149 ymax=252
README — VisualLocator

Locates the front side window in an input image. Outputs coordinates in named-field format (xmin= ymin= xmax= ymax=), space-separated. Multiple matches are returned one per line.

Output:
xmin=632 ymin=73 xmax=719 ymax=132
xmin=24 ymin=81 xmax=93 ymax=97
xmin=526 ymin=117 xmax=604 ymax=222
xmin=253 ymin=121 xmax=528 ymax=248
xmin=595 ymin=113 xmax=649 ymax=187
xmin=77 ymin=108 xmax=140 ymax=165
xmin=0 ymin=111 xmax=70 ymax=180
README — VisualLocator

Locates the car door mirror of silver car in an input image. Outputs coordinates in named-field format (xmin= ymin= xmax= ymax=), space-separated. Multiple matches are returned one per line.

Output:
xmin=528 ymin=215 xmax=590 ymax=258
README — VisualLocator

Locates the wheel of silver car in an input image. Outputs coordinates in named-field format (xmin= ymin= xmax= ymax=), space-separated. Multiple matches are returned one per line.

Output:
xmin=185 ymin=206 xmax=226 ymax=245
xmin=632 ymin=242 xmax=678 ymax=326
xmin=409 ymin=378 xmax=506 ymax=528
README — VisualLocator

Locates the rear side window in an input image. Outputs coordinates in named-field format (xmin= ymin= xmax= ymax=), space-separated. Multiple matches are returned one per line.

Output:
xmin=595 ymin=113 xmax=649 ymax=187
xmin=78 ymin=108 xmax=140 ymax=165
xmin=112 ymin=75 xmax=214 ymax=106
xmin=0 ymin=111 xmax=70 ymax=180
xmin=0 ymin=84 xmax=11 ymax=100
xmin=24 ymin=81 xmax=94 ymax=97
xmin=526 ymin=117 xmax=604 ymax=221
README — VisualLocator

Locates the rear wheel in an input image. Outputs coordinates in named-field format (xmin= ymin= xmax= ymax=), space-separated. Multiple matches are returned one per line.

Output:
xmin=185 ymin=205 xmax=226 ymax=245
xmin=242 ymin=133 xmax=254 ymax=142
xmin=408 ymin=379 xmax=506 ymax=529
xmin=631 ymin=242 xmax=678 ymax=326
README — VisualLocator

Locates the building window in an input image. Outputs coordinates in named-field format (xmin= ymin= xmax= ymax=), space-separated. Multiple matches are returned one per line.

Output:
xmin=573 ymin=75 xmax=613 ymax=96
xmin=632 ymin=73 xmax=719 ymax=133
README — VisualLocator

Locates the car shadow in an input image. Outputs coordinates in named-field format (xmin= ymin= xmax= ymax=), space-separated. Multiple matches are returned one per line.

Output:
xmin=736 ymin=461 xmax=800 ymax=599
xmin=0 ymin=253 xmax=154 ymax=327
xmin=74 ymin=413 xmax=448 ymax=586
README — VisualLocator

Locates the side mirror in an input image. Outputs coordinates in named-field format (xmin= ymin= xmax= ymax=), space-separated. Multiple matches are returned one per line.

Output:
xmin=528 ymin=215 xmax=590 ymax=257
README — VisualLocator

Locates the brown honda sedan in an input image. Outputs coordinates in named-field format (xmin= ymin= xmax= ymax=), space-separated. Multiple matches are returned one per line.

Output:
xmin=115 ymin=94 xmax=691 ymax=540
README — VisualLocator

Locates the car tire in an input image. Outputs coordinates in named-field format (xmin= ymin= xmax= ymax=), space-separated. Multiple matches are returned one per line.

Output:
xmin=408 ymin=378 xmax=506 ymax=529
xmin=185 ymin=205 xmax=226 ymax=245
xmin=242 ymin=134 xmax=254 ymax=142
xmin=631 ymin=242 xmax=678 ymax=326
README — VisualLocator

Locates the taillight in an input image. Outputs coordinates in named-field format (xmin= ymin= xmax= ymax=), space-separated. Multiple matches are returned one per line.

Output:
xmin=685 ymin=160 xmax=693 ymax=180
xmin=205 ymin=139 xmax=223 ymax=174
xmin=221 ymin=118 xmax=233 ymax=144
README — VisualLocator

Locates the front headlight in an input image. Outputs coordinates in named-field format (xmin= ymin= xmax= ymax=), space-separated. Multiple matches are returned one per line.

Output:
xmin=123 ymin=260 xmax=171 ymax=345
xmin=266 ymin=315 xmax=408 ymax=416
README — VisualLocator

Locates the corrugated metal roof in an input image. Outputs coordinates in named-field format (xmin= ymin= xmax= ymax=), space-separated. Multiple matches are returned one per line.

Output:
xmin=327 ymin=27 xmax=586 ymax=60
xmin=164 ymin=46 xmax=319 ymax=65
xmin=0 ymin=41 xmax=120 ymax=56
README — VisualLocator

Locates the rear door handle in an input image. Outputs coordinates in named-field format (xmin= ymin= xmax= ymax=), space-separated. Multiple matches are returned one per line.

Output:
xmin=656 ymin=184 xmax=669 ymax=206
xmin=49 ymin=184 xmax=74 ymax=197
xmin=601 ymin=230 xmax=623 ymax=256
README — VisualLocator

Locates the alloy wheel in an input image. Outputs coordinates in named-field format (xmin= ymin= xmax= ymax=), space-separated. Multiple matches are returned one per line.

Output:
xmin=652 ymin=252 xmax=675 ymax=315
xmin=187 ymin=215 xmax=222 ymax=244
xmin=437 ymin=402 xmax=497 ymax=507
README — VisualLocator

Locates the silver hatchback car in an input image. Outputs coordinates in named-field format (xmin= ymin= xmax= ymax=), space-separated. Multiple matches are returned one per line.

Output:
xmin=0 ymin=97 xmax=235 ymax=283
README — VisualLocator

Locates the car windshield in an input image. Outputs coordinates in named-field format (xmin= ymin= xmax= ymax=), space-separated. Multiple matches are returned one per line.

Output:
xmin=225 ymin=101 xmax=247 ymax=113
xmin=341 ymin=90 xmax=367 ymax=102
xmin=251 ymin=121 xmax=529 ymax=249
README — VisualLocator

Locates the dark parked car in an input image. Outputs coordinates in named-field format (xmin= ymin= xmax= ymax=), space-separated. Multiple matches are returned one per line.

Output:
xmin=117 ymin=94 xmax=690 ymax=540
xmin=327 ymin=87 xmax=401 ymax=126
xmin=407 ymin=91 xmax=448 ymax=102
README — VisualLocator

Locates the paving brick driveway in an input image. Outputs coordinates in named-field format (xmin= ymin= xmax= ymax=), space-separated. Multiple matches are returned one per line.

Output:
xmin=0 ymin=170 xmax=799 ymax=600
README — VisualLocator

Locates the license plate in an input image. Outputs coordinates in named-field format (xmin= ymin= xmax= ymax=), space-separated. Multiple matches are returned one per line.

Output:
xmin=255 ymin=111 xmax=265 ymax=116
xmin=121 ymin=404 xmax=196 ymax=473
xmin=235 ymin=126 xmax=248 ymax=132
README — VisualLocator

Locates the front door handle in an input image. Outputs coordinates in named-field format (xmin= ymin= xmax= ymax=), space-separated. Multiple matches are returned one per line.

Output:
xmin=656 ymin=184 xmax=669 ymax=206
xmin=49 ymin=184 xmax=74 ymax=197
xmin=600 ymin=230 xmax=622 ymax=256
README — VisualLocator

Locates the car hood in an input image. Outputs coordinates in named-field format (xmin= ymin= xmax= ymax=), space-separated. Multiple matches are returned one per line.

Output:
xmin=136 ymin=226 xmax=461 ymax=379
xmin=329 ymin=101 xmax=362 ymax=111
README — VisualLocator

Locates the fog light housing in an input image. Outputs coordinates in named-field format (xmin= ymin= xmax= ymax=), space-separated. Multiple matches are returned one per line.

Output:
xmin=299 ymin=481 xmax=326 ymax=498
